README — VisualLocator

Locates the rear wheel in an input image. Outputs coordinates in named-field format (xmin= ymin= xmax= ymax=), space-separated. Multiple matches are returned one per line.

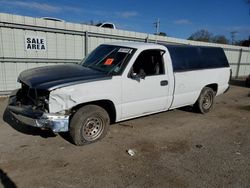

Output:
xmin=194 ymin=87 xmax=215 ymax=114
xmin=70 ymin=105 xmax=110 ymax=146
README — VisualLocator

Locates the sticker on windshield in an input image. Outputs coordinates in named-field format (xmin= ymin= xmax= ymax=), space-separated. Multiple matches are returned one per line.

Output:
xmin=113 ymin=67 xmax=120 ymax=73
xmin=118 ymin=48 xmax=132 ymax=53
xmin=104 ymin=58 xmax=114 ymax=65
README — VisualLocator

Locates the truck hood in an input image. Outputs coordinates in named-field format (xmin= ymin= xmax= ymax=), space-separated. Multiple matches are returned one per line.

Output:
xmin=18 ymin=64 xmax=110 ymax=90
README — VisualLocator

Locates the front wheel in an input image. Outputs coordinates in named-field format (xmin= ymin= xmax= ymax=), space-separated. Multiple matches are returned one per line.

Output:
xmin=70 ymin=105 xmax=110 ymax=146
xmin=194 ymin=87 xmax=215 ymax=114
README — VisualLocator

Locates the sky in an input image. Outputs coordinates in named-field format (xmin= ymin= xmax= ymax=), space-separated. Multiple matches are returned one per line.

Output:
xmin=0 ymin=0 xmax=249 ymax=41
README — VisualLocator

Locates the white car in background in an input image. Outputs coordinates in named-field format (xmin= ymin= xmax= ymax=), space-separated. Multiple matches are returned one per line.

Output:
xmin=96 ymin=22 xmax=116 ymax=29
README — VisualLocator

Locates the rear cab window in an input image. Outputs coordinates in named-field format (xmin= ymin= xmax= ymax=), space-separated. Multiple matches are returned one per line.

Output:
xmin=166 ymin=45 xmax=229 ymax=72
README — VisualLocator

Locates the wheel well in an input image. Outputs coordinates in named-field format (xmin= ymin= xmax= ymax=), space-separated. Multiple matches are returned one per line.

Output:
xmin=205 ymin=83 xmax=218 ymax=94
xmin=71 ymin=100 xmax=116 ymax=124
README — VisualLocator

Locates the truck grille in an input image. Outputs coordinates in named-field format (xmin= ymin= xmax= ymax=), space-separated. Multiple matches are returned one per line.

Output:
xmin=17 ymin=83 xmax=49 ymax=112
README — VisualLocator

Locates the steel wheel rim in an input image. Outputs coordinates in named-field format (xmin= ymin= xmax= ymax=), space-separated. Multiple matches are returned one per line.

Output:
xmin=202 ymin=92 xmax=213 ymax=110
xmin=82 ymin=116 xmax=104 ymax=141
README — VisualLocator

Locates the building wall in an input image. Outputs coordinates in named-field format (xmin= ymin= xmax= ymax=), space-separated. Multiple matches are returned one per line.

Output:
xmin=0 ymin=13 xmax=250 ymax=94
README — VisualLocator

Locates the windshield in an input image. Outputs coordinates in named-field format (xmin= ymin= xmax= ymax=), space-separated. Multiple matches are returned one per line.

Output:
xmin=81 ymin=45 xmax=136 ymax=75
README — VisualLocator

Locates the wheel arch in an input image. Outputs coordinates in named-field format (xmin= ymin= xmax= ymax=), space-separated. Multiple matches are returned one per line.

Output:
xmin=194 ymin=84 xmax=216 ymax=113
xmin=195 ymin=83 xmax=218 ymax=104
xmin=204 ymin=83 xmax=218 ymax=94
xmin=70 ymin=99 xmax=117 ymax=124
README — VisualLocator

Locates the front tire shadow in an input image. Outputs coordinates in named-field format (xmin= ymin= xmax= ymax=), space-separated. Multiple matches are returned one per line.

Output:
xmin=178 ymin=106 xmax=196 ymax=113
xmin=58 ymin=132 xmax=74 ymax=145
xmin=2 ymin=109 xmax=56 ymax=138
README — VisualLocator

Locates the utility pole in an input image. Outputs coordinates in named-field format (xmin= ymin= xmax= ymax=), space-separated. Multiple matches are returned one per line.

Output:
xmin=230 ymin=31 xmax=237 ymax=45
xmin=154 ymin=18 xmax=160 ymax=35
xmin=153 ymin=18 xmax=160 ymax=43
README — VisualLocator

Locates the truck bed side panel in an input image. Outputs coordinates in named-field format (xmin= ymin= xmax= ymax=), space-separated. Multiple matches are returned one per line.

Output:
xmin=170 ymin=67 xmax=230 ymax=109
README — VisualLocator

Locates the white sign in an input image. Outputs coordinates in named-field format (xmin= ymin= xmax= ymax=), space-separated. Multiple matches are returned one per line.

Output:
xmin=118 ymin=48 xmax=132 ymax=53
xmin=25 ymin=36 xmax=47 ymax=51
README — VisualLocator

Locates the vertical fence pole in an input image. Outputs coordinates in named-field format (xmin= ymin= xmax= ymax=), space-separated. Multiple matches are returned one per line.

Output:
xmin=85 ymin=31 xmax=89 ymax=57
xmin=236 ymin=48 xmax=242 ymax=79
xmin=145 ymin=34 xmax=149 ymax=43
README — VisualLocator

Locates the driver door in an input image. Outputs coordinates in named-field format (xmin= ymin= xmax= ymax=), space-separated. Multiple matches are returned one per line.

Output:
xmin=121 ymin=49 xmax=169 ymax=119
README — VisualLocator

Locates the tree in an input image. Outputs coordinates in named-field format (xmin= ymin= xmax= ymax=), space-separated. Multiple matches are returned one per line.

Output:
xmin=188 ymin=30 xmax=230 ymax=44
xmin=212 ymin=35 xmax=229 ymax=44
xmin=241 ymin=37 xmax=250 ymax=46
xmin=235 ymin=36 xmax=250 ymax=47
xmin=188 ymin=29 xmax=213 ymax=42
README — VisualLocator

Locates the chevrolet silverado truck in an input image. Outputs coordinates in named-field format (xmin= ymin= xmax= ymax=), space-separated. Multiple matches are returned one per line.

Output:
xmin=7 ymin=42 xmax=231 ymax=145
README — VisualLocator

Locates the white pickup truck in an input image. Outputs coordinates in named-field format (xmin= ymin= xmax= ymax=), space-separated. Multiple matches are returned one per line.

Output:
xmin=8 ymin=42 xmax=231 ymax=145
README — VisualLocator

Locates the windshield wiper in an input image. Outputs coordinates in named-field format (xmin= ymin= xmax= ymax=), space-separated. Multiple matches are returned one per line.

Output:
xmin=84 ymin=64 xmax=107 ymax=73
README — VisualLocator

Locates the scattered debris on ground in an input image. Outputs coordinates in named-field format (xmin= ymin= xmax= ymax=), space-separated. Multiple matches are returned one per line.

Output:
xmin=127 ymin=149 xmax=136 ymax=156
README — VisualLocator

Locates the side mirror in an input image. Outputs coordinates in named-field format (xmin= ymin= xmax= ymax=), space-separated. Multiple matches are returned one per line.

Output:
xmin=138 ymin=69 xmax=146 ymax=79
xmin=130 ymin=69 xmax=146 ymax=81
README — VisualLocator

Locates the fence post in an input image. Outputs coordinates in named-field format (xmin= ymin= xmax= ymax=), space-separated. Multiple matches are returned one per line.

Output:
xmin=236 ymin=48 xmax=242 ymax=79
xmin=85 ymin=31 xmax=89 ymax=57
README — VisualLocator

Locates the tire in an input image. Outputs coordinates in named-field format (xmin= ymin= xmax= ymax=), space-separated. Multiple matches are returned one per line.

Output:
xmin=194 ymin=87 xmax=215 ymax=114
xmin=70 ymin=105 xmax=110 ymax=146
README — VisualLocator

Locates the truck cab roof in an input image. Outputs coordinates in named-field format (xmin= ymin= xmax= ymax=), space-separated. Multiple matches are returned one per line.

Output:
xmin=105 ymin=42 xmax=166 ymax=50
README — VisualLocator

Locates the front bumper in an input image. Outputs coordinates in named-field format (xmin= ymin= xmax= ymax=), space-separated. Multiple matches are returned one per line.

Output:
xmin=7 ymin=94 xmax=69 ymax=133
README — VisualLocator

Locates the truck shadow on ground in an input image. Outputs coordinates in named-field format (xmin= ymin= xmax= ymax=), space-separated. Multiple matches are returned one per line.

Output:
xmin=58 ymin=132 xmax=74 ymax=144
xmin=3 ymin=109 xmax=56 ymax=138
xmin=0 ymin=169 xmax=17 ymax=188
xmin=230 ymin=79 xmax=248 ymax=87
xmin=178 ymin=106 xmax=197 ymax=113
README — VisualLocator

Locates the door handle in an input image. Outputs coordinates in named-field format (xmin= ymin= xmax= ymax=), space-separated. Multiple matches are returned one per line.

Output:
xmin=160 ymin=80 xmax=168 ymax=86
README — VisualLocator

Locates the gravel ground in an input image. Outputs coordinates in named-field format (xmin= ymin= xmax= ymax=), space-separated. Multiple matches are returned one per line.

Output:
xmin=0 ymin=85 xmax=250 ymax=188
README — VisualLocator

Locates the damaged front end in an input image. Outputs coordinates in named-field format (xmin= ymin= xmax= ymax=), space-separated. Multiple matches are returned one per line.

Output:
xmin=7 ymin=83 xmax=69 ymax=133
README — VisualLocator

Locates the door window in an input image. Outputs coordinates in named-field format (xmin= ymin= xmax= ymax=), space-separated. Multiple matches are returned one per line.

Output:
xmin=131 ymin=50 xmax=165 ymax=77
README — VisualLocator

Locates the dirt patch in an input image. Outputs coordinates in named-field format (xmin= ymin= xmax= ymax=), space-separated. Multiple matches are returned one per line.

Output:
xmin=0 ymin=86 xmax=250 ymax=188
xmin=239 ymin=105 xmax=250 ymax=111
xmin=118 ymin=123 xmax=134 ymax=128
xmin=0 ymin=97 xmax=7 ymax=102
xmin=164 ymin=140 xmax=190 ymax=154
